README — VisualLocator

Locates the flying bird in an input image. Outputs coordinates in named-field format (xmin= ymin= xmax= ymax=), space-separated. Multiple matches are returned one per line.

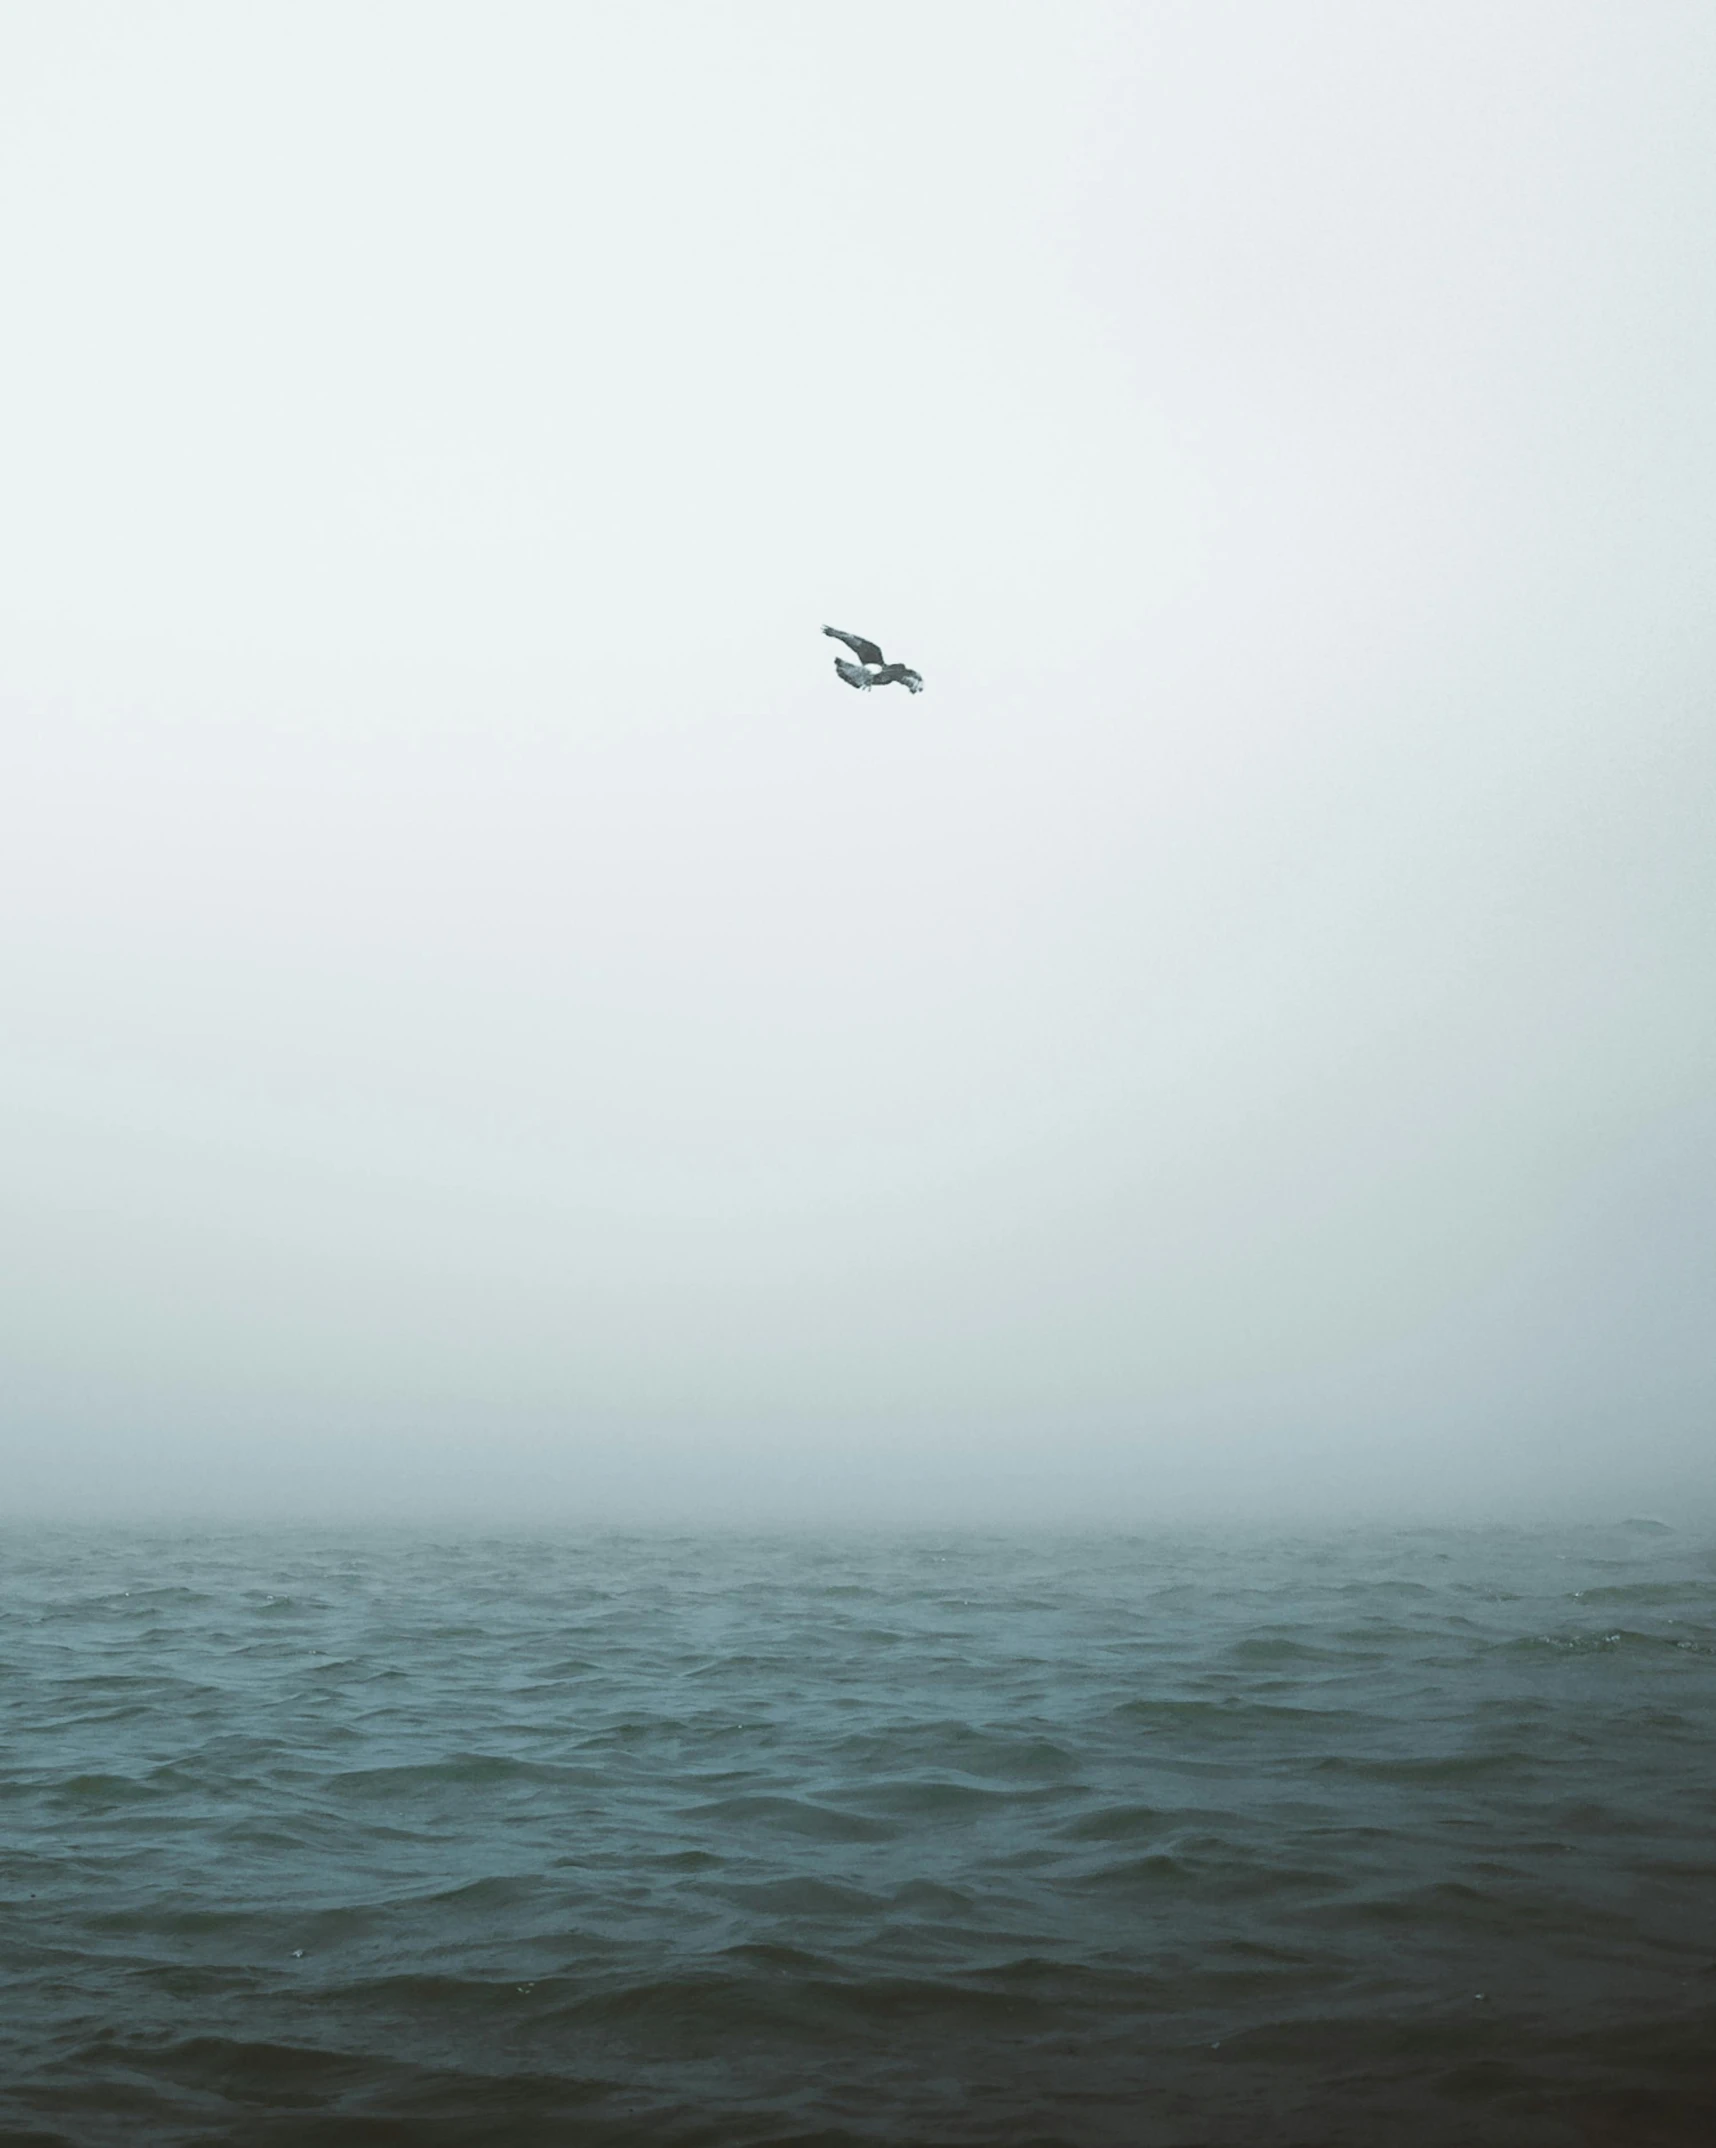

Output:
xmin=823 ymin=625 xmax=923 ymax=695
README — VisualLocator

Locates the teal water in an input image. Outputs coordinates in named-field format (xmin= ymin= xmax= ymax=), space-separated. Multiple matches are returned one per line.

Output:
xmin=3 ymin=1521 xmax=1714 ymax=2145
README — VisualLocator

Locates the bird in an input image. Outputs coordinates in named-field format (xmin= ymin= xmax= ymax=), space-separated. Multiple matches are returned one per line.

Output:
xmin=823 ymin=625 xmax=923 ymax=694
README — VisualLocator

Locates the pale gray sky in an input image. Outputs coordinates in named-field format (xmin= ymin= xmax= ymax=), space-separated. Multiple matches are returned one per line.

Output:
xmin=2 ymin=2 xmax=1712 ymax=1521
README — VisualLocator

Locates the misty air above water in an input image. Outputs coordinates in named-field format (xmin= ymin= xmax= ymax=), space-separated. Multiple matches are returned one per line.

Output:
xmin=2 ymin=1 xmax=1714 ymax=2141
xmin=2 ymin=0 xmax=1711 ymax=1530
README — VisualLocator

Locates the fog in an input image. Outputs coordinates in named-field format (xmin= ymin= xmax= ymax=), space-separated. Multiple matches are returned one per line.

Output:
xmin=2 ymin=2 xmax=1711 ymax=1525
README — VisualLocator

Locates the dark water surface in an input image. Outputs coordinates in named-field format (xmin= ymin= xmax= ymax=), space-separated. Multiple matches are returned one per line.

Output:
xmin=4 ymin=1521 xmax=1714 ymax=2146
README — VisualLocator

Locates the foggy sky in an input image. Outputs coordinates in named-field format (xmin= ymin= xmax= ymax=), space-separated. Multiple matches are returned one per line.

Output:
xmin=2 ymin=2 xmax=1712 ymax=1523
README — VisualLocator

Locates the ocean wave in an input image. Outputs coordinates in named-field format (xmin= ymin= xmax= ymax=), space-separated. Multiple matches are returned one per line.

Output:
xmin=4 ymin=1521 xmax=1714 ymax=2145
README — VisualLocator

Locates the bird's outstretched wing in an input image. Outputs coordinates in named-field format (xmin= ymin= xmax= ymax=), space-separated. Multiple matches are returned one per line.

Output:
xmin=832 ymin=657 xmax=870 ymax=690
xmin=824 ymin=625 xmax=885 ymax=668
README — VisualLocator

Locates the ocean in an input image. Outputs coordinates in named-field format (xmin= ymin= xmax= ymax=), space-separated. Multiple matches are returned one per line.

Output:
xmin=2 ymin=1519 xmax=1713 ymax=2146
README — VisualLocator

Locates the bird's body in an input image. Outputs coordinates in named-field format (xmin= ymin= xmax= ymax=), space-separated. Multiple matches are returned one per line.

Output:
xmin=823 ymin=625 xmax=923 ymax=695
